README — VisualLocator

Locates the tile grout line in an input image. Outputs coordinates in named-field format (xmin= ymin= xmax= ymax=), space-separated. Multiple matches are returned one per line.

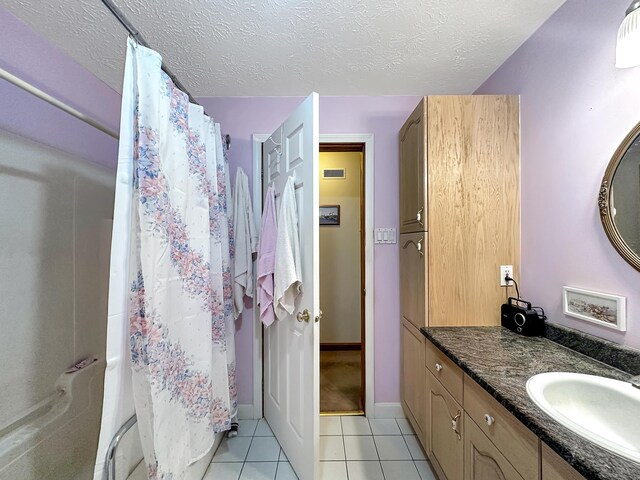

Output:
xmin=396 ymin=416 xmax=432 ymax=478
xmin=398 ymin=427 xmax=423 ymax=479
xmin=368 ymin=417 xmax=387 ymax=480
xmin=274 ymin=457 xmax=280 ymax=480
xmin=341 ymin=417 xmax=350 ymax=479
xmin=394 ymin=418 xmax=413 ymax=480
xmin=238 ymin=429 xmax=256 ymax=479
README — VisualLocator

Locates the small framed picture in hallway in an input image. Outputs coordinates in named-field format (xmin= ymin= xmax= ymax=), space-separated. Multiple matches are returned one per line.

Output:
xmin=319 ymin=205 xmax=340 ymax=225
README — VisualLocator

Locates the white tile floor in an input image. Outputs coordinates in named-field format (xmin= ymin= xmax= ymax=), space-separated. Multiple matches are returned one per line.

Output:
xmin=203 ymin=416 xmax=437 ymax=480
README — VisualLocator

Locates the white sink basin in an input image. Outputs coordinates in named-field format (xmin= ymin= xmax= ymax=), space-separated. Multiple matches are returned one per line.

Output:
xmin=526 ymin=372 xmax=640 ymax=463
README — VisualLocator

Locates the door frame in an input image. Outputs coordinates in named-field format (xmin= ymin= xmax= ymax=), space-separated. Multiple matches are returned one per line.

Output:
xmin=251 ymin=133 xmax=375 ymax=419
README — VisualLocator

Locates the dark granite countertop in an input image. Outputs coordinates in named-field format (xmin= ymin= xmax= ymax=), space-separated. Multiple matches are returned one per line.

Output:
xmin=420 ymin=326 xmax=640 ymax=480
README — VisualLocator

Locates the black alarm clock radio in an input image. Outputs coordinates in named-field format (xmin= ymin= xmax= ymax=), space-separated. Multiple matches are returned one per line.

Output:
xmin=501 ymin=297 xmax=546 ymax=336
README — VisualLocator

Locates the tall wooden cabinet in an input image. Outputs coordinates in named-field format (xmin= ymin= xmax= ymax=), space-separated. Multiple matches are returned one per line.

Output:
xmin=400 ymin=95 xmax=520 ymax=328
xmin=400 ymin=95 xmax=521 ymax=454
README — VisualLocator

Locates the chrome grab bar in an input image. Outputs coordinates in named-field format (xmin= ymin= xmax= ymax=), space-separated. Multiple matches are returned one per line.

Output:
xmin=103 ymin=415 xmax=137 ymax=480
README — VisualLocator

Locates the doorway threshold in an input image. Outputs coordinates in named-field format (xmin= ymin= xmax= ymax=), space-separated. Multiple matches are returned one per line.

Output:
xmin=320 ymin=410 xmax=365 ymax=417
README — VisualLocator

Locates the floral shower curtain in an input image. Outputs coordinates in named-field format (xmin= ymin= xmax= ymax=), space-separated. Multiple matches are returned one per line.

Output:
xmin=95 ymin=39 xmax=236 ymax=479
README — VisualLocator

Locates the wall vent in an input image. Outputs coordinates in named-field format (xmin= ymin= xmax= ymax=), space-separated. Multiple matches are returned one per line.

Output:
xmin=323 ymin=168 xmax=346 ymax=179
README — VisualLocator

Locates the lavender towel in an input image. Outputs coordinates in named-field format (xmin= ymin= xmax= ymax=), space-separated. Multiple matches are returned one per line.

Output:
xmin=257 ymin=186 xmax=277 ymax=326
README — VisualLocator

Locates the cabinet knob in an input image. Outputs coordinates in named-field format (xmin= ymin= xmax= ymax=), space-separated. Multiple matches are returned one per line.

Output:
xmin=435 ymin=363 xmax=443 ymax=372
xmin=484 ymin=414 xmax=495 ymax=426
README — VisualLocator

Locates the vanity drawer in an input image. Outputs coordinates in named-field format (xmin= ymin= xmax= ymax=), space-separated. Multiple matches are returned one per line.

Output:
xmin=463 ymin=374 xmax=539 ymax=480
xmin=425 ymin=340 xmax=463 ymax=403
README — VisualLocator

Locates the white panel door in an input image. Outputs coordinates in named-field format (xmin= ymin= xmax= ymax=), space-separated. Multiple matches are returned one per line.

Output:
xmin=263 ymin=93 xmax=319 ymax=480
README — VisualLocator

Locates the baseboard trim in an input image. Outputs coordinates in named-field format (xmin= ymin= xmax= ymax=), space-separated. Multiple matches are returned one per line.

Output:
xmin=372 ymin=403 xmax=404 ymax=419
xmin=320 ymin=343 xmax=362 ymax=351
xmin=237 ymin=404 xmax=256 ymax=420
xmin=239 ymin=402 xmax=403 ymax=420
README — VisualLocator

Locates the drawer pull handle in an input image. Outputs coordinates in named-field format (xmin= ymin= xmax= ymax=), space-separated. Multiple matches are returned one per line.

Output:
xmin=451 ymin=411 xmax=462 ymax=440
xmin=416 ymin=207 xmax=424 ymax=226
xmin=402 ymin=237 xmax=424 ymax=257
xmin=435 ymin=363 xmax=443 ymax=372
xmin=484 ymin=414 xmax=495 ymax=426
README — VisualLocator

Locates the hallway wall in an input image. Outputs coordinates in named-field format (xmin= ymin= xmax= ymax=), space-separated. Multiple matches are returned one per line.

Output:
xmin=320 ymin=151 xmax=362 ymax=345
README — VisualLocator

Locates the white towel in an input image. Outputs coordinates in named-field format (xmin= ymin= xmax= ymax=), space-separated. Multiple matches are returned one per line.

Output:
xmin=232 ymin=168 xmax=258 ymax=318
xmin=274 ymin=177 xmax=303 ymax=319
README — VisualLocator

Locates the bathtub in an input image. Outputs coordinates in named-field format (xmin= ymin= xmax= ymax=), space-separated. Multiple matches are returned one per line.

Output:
xmin=122 ymin=430 xmax=221 ymax=480
xmin=0 ymin=358 xmax=105 ymax=479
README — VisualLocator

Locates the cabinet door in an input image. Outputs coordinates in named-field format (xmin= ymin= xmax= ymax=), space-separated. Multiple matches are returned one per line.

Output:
xmin=400 ymin=232 xmax=428 ymax=329
xmin=427 ymin=95 xmax=520 ymax=326
xmin=426 ymin=370 xmax=463 ymax=480
xmin=463 ymin=375 xmax=539 ymax=480
xmin=464 ymin=416 xmax=524 ymax=480
xmin=401 ymin=318 xmax=426 ymax=446
xmin=399 ymin=98 xmax=427 ymax=234
xmin=541 ymin=444 xmax=585 ymax=480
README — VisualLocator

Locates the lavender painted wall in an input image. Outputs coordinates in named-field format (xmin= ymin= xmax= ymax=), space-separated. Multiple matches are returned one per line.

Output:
xmin=476 ymin=0 xmax=640 ymax=347
xmin=198 ymin=96 xmax=420 ymax=405
xmin=0 ymin=7 xmax=120 ymax=168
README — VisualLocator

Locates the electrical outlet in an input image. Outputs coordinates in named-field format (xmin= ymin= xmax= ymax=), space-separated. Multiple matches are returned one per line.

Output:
xmin=500 ymin=265 xmax=513 ymax=286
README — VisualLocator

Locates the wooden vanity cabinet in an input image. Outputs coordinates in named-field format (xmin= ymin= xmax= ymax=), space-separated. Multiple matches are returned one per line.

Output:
xmin=420 ymin=338 xmax=590 ymax=480
xmin=465 ymin=416 xmax=524 ymax=480
xmin=401 ymin=318 xmax=426 ymax=446
xmin=425 ymin=369 xmax=464 ymax=480
xmin=425 ymin=340 xmax=463 ymax=402
xmin=541 ymin=443 xmax=586 ymax=480
xmin=463 ymin=375 xmax=538 ymax=480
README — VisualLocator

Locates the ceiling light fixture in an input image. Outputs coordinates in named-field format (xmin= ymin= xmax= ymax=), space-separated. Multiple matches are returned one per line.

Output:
xmin=617 ymin=0 xmax=640 ymax=68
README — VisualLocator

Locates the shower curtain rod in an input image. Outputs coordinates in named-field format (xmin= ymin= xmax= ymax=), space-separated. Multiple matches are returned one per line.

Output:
xmin=0 ymin=66 xmax=120 ymax=139
xmin=100 ymin=0 xmax=231 ymax=150
xmin=100 ymin=0 xmax=201 ymax=108
xmin=1 ymin=3 xmax=230 ymax=147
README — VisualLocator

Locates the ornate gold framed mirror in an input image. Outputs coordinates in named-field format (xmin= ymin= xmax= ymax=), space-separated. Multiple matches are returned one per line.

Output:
xmin=599 ymin=121 xmax=640 ymax=272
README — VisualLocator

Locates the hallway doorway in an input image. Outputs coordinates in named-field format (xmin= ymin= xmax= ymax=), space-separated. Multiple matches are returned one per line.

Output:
xmin=251 ymin=132 xmax=374 ymax=421
xmin=319 ymin=144 xmax=365 ymax=415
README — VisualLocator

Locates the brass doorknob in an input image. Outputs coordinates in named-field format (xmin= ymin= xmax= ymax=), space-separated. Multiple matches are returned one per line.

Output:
xmin=315 ymin=310 xmax=323 ymax=323
xmin=296 ymin=309 xmax=311 ymax=322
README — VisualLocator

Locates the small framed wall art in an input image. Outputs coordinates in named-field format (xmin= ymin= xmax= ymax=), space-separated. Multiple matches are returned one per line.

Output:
xmin=562 ymin=286 xmax=626 ymax=331
xmin=319 ymin=205 xmax=340 ymax=225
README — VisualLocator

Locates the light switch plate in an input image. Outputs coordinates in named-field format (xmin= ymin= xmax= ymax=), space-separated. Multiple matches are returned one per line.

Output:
xmin=374 ymin=228 xmax=397 ymax=244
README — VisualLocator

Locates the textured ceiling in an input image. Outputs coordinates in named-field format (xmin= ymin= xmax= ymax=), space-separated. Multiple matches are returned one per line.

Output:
xmin=1 ymin=0 xmax=565 ymax=96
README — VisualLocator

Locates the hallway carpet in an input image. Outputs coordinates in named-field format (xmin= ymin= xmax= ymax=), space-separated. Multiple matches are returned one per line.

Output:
xmin=320 ymin=350 xmax=362 ymax=413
